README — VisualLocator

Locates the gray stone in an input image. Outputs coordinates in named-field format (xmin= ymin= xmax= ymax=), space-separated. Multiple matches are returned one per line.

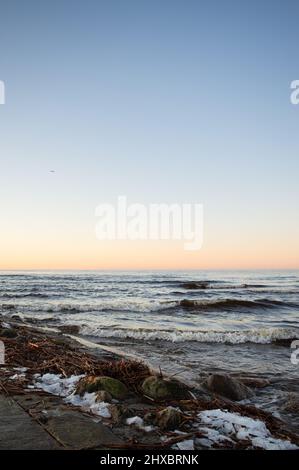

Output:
xmin=45 ymin=410 xmax=124 ymax=449
xmin=0 ymin=395 xmax=59 ymax=450
xmin=202 ymin=373 xmax=253 ymax=401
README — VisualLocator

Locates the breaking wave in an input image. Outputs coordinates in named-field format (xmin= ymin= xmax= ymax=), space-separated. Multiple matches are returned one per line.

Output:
xmin=0 ymin=299 xmax=176 ymax=314
xmin=79 ymin=325 xmax=299 ymax=345
xmin=176 ymin=298 xmax=296 ymax=311
xmin=0 ymin=296 xmax=295 ymax=315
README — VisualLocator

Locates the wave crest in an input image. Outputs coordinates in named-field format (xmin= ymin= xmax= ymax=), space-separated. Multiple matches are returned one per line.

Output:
xmin=79 ymin=325 xmax=299 ymax=345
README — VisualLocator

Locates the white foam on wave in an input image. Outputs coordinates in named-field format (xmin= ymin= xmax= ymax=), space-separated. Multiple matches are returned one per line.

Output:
xmin=1 ymin=298 xmax=177 ymax=314
xmin=80 ymin=325 xmax=299 ymax=344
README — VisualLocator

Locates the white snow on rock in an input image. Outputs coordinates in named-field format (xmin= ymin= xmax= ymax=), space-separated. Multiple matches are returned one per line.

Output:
xmin=31 ymin=373 xmax=111 ymax=418
xmin=9 ymin=367 xmax=28 ymax=380
xmin=24 ymin=374 xmax=299 ymax=449
xmin=196 ymin=409 xmax=298 ymax=450
xmin=9 ymin=373 xmax=26 ymax=380
xmin=65 ymin=392 xmax=111 ymax=418
xmin=126 ymin=416 xmax=154 ymax=432
xmin=33 ymin=373 xmax=83 ymax=396
xmin=176 ymin=439 xmax=194 ymax=450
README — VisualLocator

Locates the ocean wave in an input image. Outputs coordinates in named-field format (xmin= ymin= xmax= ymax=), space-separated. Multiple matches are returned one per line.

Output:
xmin=0 ymin=303 xmax=17 ymax=310
xmin=0 ymin=299 xmax=177 ymax=314
xmin=79 ymin=325 xmax=299 ymax=345
xmin=177 ymin=298 xmax=296 ymax=311
xmin=0 ymin=292 xmax=54 ymax=299
xmin=0 ymin=296 xmax=295 ymax=315
xmin=179 ymin=281 xmax=267 ymax=290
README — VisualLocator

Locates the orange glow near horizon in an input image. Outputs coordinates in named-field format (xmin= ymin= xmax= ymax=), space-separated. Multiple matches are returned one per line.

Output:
xmin=1 ymin=236 xmax=299 ymax=271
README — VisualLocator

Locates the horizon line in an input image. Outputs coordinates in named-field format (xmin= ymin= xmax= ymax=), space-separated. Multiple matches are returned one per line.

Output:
xmin=0 ymin=267 xmax=299 ymax=272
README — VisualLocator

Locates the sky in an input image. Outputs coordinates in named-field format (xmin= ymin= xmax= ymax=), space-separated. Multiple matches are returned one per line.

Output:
xmin=0 ymin=0 xmax=298 ymax=270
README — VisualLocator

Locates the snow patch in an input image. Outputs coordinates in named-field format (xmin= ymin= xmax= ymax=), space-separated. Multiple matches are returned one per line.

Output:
xmin=126 ymin=416 xmax=154 ymax=432
xmin=176 ymin=439 xmax=194 ymax=450
xmin=9 ymin=373 xmax=26 ymax=380
xmin=33 ymin=373 xmax=83 ymax=396
xmin=14 ymin=367 xmax=28 ymax=373
xmin=9 ymin=367 xmax=28 ymax=380
xmin=197 ymin=409 xmax=297 ymax=450
xmin=31 ymin=373 xmax=111 ymax=418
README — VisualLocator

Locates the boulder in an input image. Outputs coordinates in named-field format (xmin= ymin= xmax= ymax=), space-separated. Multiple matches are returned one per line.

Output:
xmin=156 ymin=406 xmax=183 ymax=430
xmin=141 ymin=376 xmax=189 ymax=400
xmin=76 ymin=376 xmax=128 ymax=399
xmin=202 ymin=373 xmax=253 ymax=401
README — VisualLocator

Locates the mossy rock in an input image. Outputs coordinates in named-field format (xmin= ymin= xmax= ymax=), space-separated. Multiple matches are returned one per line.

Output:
xmin=0 ymin=328 xmax=17 ymax=338
xmin=76 ymin=376 xmax=128 ymax=399
xmin=141 ymin=376 xmax=189 ymax=401
xmin=156 ymin=406 xmax=183 ymax=430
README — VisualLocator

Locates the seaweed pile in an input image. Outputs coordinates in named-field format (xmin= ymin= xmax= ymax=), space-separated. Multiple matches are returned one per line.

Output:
xmin=0 ymin=324 xmax=150 ymax=395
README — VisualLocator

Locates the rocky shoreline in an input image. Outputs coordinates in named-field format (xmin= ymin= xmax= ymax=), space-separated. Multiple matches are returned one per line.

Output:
xmin=0 ymin=317 xmax=298 ymax=450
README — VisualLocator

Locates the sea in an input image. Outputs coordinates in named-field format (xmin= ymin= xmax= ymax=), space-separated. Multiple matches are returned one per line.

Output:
xmin=0 ymin=270 xmax=298 ymax=429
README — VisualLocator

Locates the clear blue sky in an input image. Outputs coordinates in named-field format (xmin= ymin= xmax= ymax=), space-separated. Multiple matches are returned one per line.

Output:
xmin=0 ymin=0 xmax=298 ymax=269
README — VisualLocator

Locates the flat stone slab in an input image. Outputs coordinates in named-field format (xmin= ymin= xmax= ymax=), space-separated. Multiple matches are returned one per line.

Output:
xmin=0 ymin=395 xmax=60 ymax=450
xmin=13 ymin=394 xmax=125 ymax=449
xmin=45 ymin=411 xmax=124 ymax=449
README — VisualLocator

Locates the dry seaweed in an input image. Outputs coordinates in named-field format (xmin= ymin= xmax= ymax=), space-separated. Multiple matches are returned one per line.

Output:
xmin=1 ymin=326 xmax=150 ymax=394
